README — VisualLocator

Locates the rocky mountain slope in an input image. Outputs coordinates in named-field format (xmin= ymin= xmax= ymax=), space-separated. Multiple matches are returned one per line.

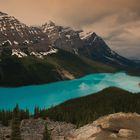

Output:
xmin=42 ymin=21 xmax=83 ymax=54
xmin=80 ymin=32 xmax=134 ymax=67
xmin=42 ymin=22 xmax=137 ymax=68
xmin=0 ymin=11 xmax=138 ymax=68
xmin=0 ymin=12 xmax=49 ymax=50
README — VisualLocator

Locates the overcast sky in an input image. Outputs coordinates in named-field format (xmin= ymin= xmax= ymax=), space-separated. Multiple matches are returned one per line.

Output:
xmin=0 ymin=0 xmax=140 ymax=59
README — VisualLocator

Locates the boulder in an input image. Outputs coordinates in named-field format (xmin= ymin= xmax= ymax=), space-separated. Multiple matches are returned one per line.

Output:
xmin=109 ymin=133 xmax=118 ymax=139
xmin=118 ymin=129 xmax=137 ymax=138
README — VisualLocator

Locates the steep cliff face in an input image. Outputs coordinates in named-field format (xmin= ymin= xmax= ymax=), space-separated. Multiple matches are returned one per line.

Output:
xmin=79 ymin=32 xmax=134 ymax=67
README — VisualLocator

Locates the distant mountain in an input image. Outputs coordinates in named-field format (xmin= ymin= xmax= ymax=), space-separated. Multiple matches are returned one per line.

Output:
xmin=80 ymin=32 xmax=135 ymax=67
xmin=42 ymin=22 xmax=137 ymax=68
xmin=0 ymin=12 xmax=50 ymax=53
xmin=0 ymin=11 xmax=139 ymax=87
xmin=42 ymin=21 xmax=83 ymax=53
xmin=0 ymin=12 xmax=138 ymax=68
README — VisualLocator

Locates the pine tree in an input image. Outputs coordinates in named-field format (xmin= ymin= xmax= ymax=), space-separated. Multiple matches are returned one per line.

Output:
xmin=1 ymin=110 xmax=9 ymax=126
xmin=11 ymin=104 xmax=22 ymax=140
xmin=42 ymin=123 xmax=51 ymax=140
xmin=34 ymin=106 xmax=40 ymax=119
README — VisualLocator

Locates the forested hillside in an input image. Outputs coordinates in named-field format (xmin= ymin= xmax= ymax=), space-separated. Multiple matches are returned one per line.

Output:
xmin=45 ymin=87 xmax=140 ymax=127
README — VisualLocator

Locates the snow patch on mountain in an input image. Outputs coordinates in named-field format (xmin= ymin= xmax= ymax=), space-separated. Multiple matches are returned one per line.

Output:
xmin=11 ymin=48 xmax=58 ymax=58
xmin=0 ymin=11 xmax=49 ymax=48
xmin=12 ymin=49 xmax=27 ymax=58
xmin=30 ymin=48 xmax=58 ymax=59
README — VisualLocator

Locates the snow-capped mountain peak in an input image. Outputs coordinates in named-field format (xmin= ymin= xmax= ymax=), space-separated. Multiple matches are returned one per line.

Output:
xmin=0 ymin=13 xmax=137 ymax=67
xmin=80 ymin=31 xmax=97 ymax=40
xmin=0 ymin=12 xmax=48 ymax=47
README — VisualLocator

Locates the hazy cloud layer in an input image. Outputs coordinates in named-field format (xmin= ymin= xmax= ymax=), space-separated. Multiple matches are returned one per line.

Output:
xmin=0 ymin=0 xmax=140 ymax=59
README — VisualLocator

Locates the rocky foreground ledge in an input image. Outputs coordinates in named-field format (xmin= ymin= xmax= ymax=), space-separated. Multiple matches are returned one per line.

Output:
xmin=0 ymin=113 xmax=140 ymax=140
xmin=67 ymin=113 xmax=140 ymax=140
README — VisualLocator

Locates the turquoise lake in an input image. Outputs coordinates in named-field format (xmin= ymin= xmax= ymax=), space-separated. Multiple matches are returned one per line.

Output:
xmin=0 ymin=72 xmax=140 ymax=112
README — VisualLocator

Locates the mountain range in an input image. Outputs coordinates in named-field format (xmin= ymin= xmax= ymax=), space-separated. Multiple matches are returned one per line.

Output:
xmin=0 ymin=11 xmax=139 ymax=86
xmin=42 ymin=21 xmax=136 ymax=68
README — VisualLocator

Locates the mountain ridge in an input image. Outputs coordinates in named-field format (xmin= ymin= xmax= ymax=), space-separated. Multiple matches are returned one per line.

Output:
xmin=42 ymin=21 xmax=138 ymax=68
xmin=0 ymin=11 xmax=140 ymax=87
xmin=0 ymin=11 xmax=138 ymax=66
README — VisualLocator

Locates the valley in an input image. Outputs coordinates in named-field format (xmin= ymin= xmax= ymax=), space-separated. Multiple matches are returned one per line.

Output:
xmin=0 ymin=10 xmax=140 ymax=140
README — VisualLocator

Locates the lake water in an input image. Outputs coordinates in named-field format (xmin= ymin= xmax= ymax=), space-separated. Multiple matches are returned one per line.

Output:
xmin=0 ymin=72 xmax=140 ymax=112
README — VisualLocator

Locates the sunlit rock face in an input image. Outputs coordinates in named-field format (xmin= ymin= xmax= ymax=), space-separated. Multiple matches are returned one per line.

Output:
xmin=66 ymin=113 xmax=140 ymax=140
